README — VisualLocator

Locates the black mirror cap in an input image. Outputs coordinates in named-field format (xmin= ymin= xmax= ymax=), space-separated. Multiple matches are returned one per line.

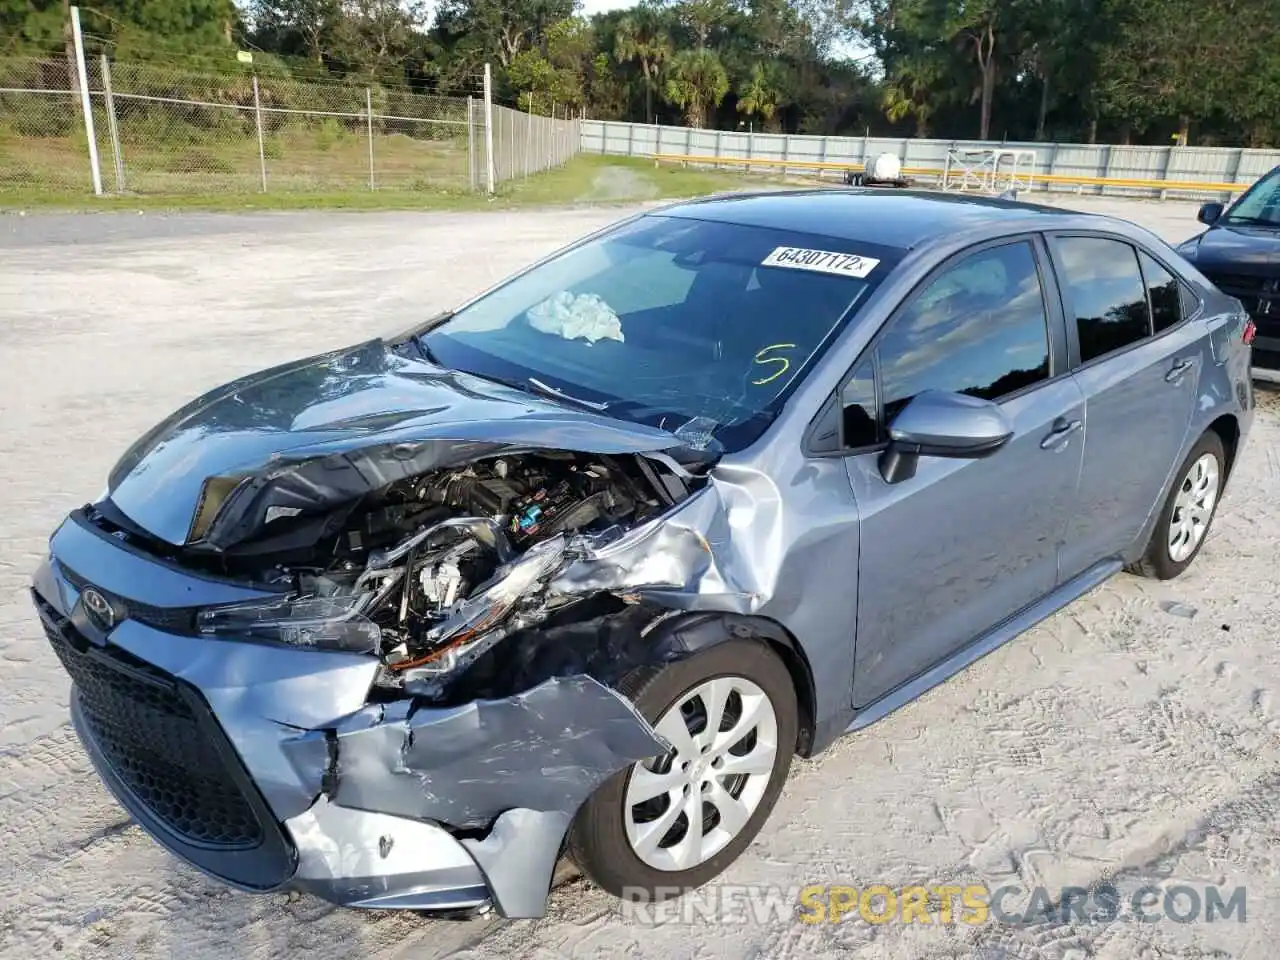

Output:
xmin=877 ymin=432 xmax=1013 ymax=484
xmin=1198 ymin=202 xmax=1224 ymax=226
xmin=878 ymin=390 xmax=1015 ymax=483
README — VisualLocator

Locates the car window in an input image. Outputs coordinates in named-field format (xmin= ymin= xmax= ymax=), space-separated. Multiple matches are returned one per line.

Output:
xmin=578 ymin=247 xmax=697 ymax=315
xmin=1056 ymin=237 xmax=1151 ymax=363
xmin=1179 ymin=283 xmax=1200 ymax=320
xmin=841 ymin=358 xmax=878 ymax=448
xmin=1222 ymin=165 xmax=1280 ymax=227
xmin=875 ymin=241 xmax=1052 ymax=423
xmin=424 ymin=215 xmax=900 ymax=454
xmin=1139 ymin=251 xmax=1181 ymax=333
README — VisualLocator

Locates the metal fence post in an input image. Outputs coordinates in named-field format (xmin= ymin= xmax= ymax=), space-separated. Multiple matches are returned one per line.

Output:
xmin=482 ymin=64 xmax=496 ymax=193
xmin=100 ymin=54 xmax=125 ymax=193
xmin=366 ymin=88 xmax=375 ymax=190
xmin=69 ymin=6 xmax=102 ymax=195
xmin=252 ymin=76 xmax=267 ymax=192
xmin=524 ymin=108 xmax=531 ymax=177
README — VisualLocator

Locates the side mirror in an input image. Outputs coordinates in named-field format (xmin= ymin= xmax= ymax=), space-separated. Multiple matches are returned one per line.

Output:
xmin=879 ymin=390 xmax=1014 ymax=484
xmin=1197 ymin=202 xmax=1224 ymax=226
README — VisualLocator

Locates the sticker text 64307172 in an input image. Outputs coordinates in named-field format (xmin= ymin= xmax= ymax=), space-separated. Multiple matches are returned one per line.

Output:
xmin=761 ymin=246 xmax=880 ymax=279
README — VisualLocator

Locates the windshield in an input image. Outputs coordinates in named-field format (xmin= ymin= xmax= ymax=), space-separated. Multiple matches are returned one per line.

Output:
xmin=421 ymin=213 xmax=897 ymax=452
xmin=1223 ymin=166 xmax=1280 ymax=226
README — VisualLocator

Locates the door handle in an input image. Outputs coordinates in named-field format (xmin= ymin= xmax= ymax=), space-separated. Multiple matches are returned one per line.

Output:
xmin=1040 ymin=418 xmax=1082 ymax=450
xmin=1165 ymin=357 xmax=1196 ymax=383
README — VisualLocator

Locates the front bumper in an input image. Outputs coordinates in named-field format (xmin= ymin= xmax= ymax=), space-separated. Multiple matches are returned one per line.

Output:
xmin=35 ymin=511 xmax=665 ymax=919
xmin=1252 ymin=334 xmax=1280 ymax=379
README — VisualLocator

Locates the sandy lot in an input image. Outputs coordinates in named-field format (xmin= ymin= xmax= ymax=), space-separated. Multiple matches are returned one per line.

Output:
xmin=0 ymin=194 xmax=1277 ymax=960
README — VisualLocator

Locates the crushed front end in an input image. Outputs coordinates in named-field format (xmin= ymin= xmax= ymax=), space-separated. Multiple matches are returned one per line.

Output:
xmin=33 ymin=419 xmax=761 ymax=917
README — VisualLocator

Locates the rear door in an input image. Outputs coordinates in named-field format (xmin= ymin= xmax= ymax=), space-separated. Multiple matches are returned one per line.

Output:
xmin=842 ymin=237 xmax=1086 ymax=707
xmin=1048 ymin=234 xmax=1204 ymax=578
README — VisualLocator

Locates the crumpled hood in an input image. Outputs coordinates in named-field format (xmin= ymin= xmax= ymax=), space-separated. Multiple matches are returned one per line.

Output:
xmin=106 ymin=339 xmax=694 ymax=547
xmin=1181 ymin=223 xmax=1280 ymax=270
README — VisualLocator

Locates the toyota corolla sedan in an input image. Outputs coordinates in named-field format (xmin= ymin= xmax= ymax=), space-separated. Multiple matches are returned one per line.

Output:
xmin=32 ymin=190 xmax=1254 ymax=920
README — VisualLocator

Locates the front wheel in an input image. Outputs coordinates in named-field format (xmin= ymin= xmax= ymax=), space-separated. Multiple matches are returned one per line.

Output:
xmin=1128 ymin=430 xmax=1225 ymax=580
xmin=568 ymin=639 xmax=798 ymax=901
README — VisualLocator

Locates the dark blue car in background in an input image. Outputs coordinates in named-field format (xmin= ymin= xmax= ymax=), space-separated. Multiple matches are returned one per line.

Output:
xmin=1177 ymin=164 xmax=1280 ymax=378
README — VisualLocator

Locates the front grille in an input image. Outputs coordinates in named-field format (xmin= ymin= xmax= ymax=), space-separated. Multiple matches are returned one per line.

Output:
xmin=35 ymin=590 xmax=297 ymax=888
xmin=1204 ymin=272 xmax=1267 ymax=298
xmin=57 ymin=563 xmax=197 ymax=634
xmin=1202 ymin=270 xmax=1279 ymax=326
xmin=39 ymin=598 xmax=261 ymax=847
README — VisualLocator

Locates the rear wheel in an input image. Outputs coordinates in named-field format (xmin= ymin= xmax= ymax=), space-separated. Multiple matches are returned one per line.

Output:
xmin=1128 ymin=430 xmax=1225 ymax=580
xmin=568 ymin=639 xmax=797 ymax=901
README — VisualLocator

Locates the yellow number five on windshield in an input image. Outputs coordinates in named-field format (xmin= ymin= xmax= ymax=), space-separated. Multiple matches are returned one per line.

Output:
xmin=752 ymin=343 xmax=796 ymax=386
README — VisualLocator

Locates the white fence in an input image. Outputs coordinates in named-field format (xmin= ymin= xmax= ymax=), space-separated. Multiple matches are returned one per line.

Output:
xmin=582 ymin=120 xmax=1280 ymax=201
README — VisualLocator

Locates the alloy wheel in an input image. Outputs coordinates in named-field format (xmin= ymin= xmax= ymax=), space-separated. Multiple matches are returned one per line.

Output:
xmin=623 ymin=676 xmax=779 ymax=872
xmin=1167 ymin=452 xmax=1220 ymax=563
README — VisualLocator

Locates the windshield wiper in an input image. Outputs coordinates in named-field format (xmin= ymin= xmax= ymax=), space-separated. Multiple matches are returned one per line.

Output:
xmin=526 ymin=377 xmax=611 ymax=411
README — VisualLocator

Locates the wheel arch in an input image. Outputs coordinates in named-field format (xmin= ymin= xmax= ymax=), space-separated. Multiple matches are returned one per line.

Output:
xmin=1206 ymin=412 xmax=1241 ymax=480
xmin=644 ymin=611 xmax=819 ymax=758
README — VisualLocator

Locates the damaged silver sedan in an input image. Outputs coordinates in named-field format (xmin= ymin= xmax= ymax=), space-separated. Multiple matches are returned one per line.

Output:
xmin=33 ymin=189 xmax=1252 ymax=919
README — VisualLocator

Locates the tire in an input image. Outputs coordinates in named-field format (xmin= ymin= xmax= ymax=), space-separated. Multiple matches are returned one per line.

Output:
xmin=568 ymin=638 xmax=798 ymax=902
xmin=1127 ymin=430 xmax=1225 ymax=580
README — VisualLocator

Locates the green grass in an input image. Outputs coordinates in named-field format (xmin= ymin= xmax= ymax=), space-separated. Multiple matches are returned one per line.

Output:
xmin=0 ymin=153 xmax=788 ymax=214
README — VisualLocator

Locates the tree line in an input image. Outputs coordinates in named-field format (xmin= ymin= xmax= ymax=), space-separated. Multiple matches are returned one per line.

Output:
xmin=3 ymin=0 xmax=1277 ymax=146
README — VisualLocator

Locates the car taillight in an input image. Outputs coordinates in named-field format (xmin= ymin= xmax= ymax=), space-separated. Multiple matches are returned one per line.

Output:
xmin=1243 ymin=318 xmax=1256 ymax=345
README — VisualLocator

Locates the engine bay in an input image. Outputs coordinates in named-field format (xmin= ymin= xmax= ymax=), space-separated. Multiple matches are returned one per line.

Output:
xmin=188 ymin=452 xmax=687 ymax=697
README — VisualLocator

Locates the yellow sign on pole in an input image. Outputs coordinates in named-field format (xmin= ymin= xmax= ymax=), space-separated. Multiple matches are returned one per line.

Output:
xmin=237 ymin=50 xmax=253 ymax=64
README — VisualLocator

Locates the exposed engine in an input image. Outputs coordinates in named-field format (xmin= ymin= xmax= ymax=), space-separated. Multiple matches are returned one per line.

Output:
xmin=257 ymin=453 xmax=671 ymax=695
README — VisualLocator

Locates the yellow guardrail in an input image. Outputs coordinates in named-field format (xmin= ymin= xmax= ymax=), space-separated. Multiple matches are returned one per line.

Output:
xmin=649 ymin=152 xmax=1251 ymax=195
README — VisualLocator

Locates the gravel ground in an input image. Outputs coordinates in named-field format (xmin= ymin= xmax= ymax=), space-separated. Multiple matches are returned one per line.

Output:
xmin=0 ymin=194 xmax=1277 ymax=960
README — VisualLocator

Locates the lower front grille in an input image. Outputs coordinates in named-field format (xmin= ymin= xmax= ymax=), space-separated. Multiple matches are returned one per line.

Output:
xmin=36 ymin=590 xmax=296 ymax=888
xmin=1202 ymin=270 xmax=1278 ymax=325
xmin=1253 ymin=347 xmax=1280 ymax=371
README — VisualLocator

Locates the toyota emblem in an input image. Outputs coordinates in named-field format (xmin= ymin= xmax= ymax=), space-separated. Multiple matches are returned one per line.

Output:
xmin=81 ymin=587 xmax=115 ymax=629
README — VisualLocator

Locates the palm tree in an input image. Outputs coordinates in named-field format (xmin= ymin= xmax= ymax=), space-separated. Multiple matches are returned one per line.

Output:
xmin=883 ymin=55 xmax=943 ymax=138
xmin=664 ymin=47 xmax=729 ymax=129
xmin=614 ymin=9 xmax=671 ymax=125
xmin=737 ymin=63 xmax=781 ymax=131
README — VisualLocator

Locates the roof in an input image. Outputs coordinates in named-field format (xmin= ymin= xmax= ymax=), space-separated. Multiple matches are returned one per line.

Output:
xmin=652 ymin=188 xmax=1081 ymax=251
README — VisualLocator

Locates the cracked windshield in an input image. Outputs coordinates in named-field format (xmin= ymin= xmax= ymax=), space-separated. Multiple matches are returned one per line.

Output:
xmin=421 ymin=215 xmax=898 ymax=451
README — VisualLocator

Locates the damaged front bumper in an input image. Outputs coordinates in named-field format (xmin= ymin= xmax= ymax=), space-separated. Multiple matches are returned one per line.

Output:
xmin=34 ymin=516 xmax=666 ymax=919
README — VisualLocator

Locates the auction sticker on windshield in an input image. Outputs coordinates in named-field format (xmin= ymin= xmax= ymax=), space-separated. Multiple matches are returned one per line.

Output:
xmin=761 ymin=247 xmax=880 ymax=279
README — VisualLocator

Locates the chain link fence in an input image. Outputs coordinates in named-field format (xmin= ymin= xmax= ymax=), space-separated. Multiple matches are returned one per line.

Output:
xmin=0 ymin=54 xmax=580 ymax=199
